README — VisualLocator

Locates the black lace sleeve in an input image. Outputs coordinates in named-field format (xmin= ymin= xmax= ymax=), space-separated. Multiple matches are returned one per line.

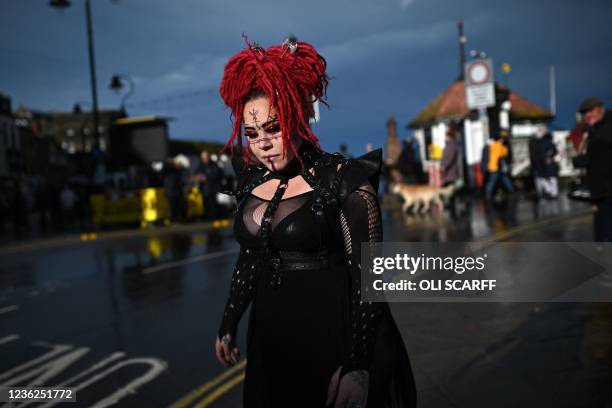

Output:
xmin=218 ymin=246 xmax=259 ymax=340
xmin=339 ymin=181 xmax=384 ymax=376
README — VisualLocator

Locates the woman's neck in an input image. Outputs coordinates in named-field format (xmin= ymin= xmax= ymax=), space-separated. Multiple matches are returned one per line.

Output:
xmin=271 ymin=140 xmax=322 ymax=179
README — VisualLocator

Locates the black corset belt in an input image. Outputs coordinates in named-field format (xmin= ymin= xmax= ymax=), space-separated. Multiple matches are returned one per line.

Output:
xmin=277 ymin=249 xmax=329 ymax=271
xmin=245 ymin=248 xmax=330 ymax=272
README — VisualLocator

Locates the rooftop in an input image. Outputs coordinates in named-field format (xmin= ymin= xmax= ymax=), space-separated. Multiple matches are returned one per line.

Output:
xmin=408 ymin=80 xmax=553 ymax=128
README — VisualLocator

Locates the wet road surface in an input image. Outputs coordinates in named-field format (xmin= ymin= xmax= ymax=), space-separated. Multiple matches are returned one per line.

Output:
xmin=1 ymin=193 xmax=610 ymax=407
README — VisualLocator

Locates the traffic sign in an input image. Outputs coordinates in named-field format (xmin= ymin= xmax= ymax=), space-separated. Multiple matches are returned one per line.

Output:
xmin=465 ymin=58 xmax=495 ymax=110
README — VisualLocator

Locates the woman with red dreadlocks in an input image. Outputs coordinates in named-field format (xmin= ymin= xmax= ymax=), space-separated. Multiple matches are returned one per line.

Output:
xmin=214 ymin=37 xmax=416 ymax=408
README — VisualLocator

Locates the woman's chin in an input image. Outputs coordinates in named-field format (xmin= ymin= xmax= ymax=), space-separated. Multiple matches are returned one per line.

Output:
xmin=262 ymin=159 xmax=289 ymax=172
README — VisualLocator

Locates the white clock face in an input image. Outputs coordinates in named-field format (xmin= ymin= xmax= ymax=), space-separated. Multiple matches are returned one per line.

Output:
xmin=470 ymin=63 xmax=489 ymax=84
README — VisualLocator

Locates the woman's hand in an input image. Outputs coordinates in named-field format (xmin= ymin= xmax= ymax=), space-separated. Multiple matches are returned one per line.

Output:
xmin=326 ymin=366 xmax=369 ymax=408
xmin=214 ymin=334 xmax=240 ymax=367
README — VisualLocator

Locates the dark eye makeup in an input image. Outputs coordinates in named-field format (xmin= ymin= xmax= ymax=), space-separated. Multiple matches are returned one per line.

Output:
xmin=243 ymin=120 xmax=280 ymax=139
xmin=264 ymin=124 xmax=281 ymax=133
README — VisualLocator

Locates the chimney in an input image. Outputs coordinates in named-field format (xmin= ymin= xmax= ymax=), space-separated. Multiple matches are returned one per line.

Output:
xmin=386 ymin=114 xmax=401 ymax=165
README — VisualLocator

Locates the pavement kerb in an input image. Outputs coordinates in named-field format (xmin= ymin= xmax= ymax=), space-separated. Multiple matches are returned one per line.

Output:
xmin=0 ymin=219 xmax=234 ymax=256
xmin=478 ymin=208 xmax=592 ymax=244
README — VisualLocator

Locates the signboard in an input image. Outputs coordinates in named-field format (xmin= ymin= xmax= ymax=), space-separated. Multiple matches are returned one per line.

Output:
xmin=465 ymin=59 xmax=495 ymax=110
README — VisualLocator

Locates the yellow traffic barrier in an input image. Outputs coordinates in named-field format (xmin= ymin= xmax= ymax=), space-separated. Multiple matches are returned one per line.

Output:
xmin=185 ymin=186 xmax=204 ymax=220
xmin=90 ymin=188 xmax=171 ymax=227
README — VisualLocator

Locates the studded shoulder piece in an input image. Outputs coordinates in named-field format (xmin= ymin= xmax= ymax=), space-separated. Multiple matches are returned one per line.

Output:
xmin=334 ymin=148 xmax=383 ymax=204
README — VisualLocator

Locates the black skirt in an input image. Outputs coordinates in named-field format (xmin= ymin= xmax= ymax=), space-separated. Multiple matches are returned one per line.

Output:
xmin=242 ymin=252 xmax=416 ymax=408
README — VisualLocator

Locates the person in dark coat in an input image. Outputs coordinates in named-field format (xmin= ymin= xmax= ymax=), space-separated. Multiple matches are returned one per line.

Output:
xmin=580 ymin=97 xmax=612 ymax=242
xmin=398 ymin=137 xmax=424 ymax=184
xmin=441 ymin=128 xmax=459 ymax=187
xmin=500 ymin=129 xmax=513 ymax=175
xmin=481 ymin=140 xmax=490 ymax=190
xmin=530 ymin=127 xmax=559 ymax=199
xmin=163 ymin=159 xmax=186 ymax=222
xmin=195 ymin=150 xmax=223 ymax=220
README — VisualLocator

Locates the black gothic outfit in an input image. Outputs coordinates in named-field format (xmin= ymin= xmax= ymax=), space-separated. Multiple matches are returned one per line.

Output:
xmin=218 ymin=141 xmax=416 ymax=407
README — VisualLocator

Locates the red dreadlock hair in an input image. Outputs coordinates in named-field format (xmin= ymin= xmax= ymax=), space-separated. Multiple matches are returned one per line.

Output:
xmin=219 ymin=36 xmax=330 ymax=172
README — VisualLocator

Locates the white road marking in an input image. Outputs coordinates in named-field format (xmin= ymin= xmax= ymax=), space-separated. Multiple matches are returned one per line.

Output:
xmin=0 ymin=346 xmax=90 ymax=387
xmin=0 ymin=304 xmax=19 ymax=315
xmin=0 ymin=334 xmax=20 ymax=345
xmin=18 ymin=352 xmax=127 ymax=408
xmin=34 ymin=357 xmax=167 ymax=408
xmin=1 ymin=339 xmax=167 ymax=408
xmin=0 ymin=343 xmax=73 ymax=381
xmin=86 ymin=358 xmax=167 ymax=408
xmin=143 ymin=248 xmax=239 ymax=274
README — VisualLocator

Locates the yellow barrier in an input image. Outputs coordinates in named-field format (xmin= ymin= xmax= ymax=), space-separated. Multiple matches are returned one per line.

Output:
xmin=185 ymin=186 xmax=204 ymax=220
xmin=90 ymin=188 xmax=172 ymax=227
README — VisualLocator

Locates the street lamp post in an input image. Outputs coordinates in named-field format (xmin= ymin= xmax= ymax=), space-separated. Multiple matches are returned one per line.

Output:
xmin=50 ymin=0 xmax=101 ymax=150
xmin=109 ymin=74 xmax=135 ymax=114
xmin=457 ymin=20 xmax=467 ymax=81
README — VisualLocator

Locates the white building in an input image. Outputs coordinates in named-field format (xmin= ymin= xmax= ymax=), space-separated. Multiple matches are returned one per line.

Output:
xmin=406 ymin=81 xmax=553 ymax=187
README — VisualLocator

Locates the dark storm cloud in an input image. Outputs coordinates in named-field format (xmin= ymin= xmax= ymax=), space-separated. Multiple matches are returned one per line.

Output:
xmin=1 ymin=0 xmax=611 ymax=153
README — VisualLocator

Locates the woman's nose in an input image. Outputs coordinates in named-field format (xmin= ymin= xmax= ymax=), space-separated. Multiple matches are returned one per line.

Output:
xmin=258 ymin=138 xmax=273 ymax=149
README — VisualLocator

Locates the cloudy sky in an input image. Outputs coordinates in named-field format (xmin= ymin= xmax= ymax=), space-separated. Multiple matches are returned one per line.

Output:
xmin=1 ymin=0 xmax=611 ymax=154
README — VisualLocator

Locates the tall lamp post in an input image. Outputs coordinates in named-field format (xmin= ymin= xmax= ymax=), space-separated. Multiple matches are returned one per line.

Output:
xmin=457 ymin=20 xmax=467 ymax=81
xmin=49 ymin=0 xmax=101 ymax=150
xmin=109 ymin=74 xmax=135 ymax=115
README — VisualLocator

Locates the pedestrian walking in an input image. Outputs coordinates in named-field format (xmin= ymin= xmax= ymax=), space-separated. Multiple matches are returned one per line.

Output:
xmin=398 ymin=136 xmax=424 ymax=184
xmin=441 ymin=127 xmax=460 ymax=187
xmin=485 ymin=133 xmax=514 ymax=200
xmin=500 ymin=129 xmax=513 ymax=175
xmin=441 ymin=127 xmax=462 ymax=216
xmin=215 ymin=37 xmax=416 ymax=408
xmin=530 ymin=127 xmax=559 ymax=199
xmin=579 ymin=97 xmax=612 ymax=242
xmin=163 ymin=159 xmax=186 ymax=222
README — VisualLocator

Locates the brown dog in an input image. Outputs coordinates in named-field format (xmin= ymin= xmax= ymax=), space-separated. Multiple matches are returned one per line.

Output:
xmin=391 ymin=182 xmax=454 ymax=214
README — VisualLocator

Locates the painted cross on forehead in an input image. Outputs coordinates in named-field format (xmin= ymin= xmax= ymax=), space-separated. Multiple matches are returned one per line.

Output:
xmin=246 ymin=108 xmax=277 ymax=131
xmin=248 ymin=108 xmax=260 ymax=128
